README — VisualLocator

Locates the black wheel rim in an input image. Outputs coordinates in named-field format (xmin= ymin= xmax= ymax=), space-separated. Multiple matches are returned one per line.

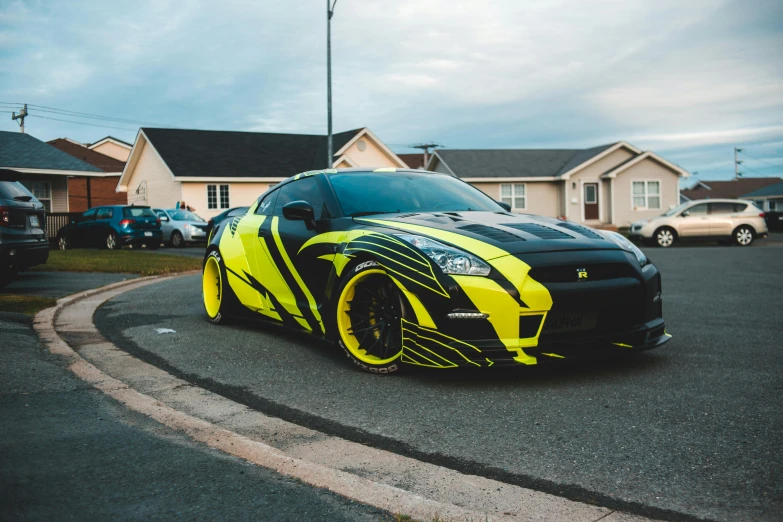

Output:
xmin=345 ymin=274 xmax=403 ymax=360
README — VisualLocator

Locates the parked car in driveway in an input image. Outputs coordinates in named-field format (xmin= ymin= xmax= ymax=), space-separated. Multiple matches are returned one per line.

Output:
xmin=154 ymin=208 xmax=209 ymax=247
xmin=56 ymin=205 xmax=162 ymax=250
xmin=629 ymin=199 xmax=768 ymax=247
xmin=0 ymin=172 xmax=49 ymax=287
xmin=205 ymin=206 xmax=249 ymax=237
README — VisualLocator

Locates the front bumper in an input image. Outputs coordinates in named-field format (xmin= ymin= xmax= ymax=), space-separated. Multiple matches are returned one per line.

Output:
xmin=184 ymin=227 xmax=208 ymax=242
xmin=0 ymin=239 xmax=49 ymax=269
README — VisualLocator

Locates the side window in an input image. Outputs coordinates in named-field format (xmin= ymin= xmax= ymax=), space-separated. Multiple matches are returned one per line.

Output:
xmin=96 ymin=208 xmax=113 ymax=219
xmin=155 ymin=210 xmax=167 ymax=219
xmin=734 ymin=203 xmax=748 ymax=212
xmin=255 ymin=190 xmax=279 ymax=216
xmin=82 ymin=209 xmax=97 ymax=221
xmin=709 ymin=202 xmax=735 ymax=214
xmin=685 ymin=204 xmax=708 ymax=216
xmin=273 ymin=177 xmax=327 ymax=219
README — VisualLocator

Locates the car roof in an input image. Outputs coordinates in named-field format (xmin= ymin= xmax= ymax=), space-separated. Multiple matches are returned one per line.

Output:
xmin=687 ymin=198 xmax=753 ymax=204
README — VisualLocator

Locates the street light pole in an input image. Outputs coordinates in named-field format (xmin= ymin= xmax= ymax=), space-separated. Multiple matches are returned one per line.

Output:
xmin=326 ymin=0 xmax=337 ymax=168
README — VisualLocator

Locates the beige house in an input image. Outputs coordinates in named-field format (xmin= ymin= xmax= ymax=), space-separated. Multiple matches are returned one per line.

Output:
xmin=427 ymin=142 xmax=690 ymax=227
xmin=117 ymin=127 xmax=407 ymax=219
xmin=88 ymin=136 xmax=132 ymax=162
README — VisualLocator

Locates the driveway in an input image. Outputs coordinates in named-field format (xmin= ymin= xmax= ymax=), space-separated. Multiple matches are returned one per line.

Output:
xmin=94 ymin=244 xmax=783 ymax=522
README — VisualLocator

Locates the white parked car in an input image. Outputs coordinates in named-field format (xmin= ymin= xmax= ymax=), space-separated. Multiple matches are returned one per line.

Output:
xmin=153 ymin=208 xmax=209 ymax=248
xmin=629 ymin=199 xmax=768 ymax=247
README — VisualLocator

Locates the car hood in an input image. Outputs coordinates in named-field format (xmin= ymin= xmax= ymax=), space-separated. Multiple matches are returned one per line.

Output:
xmin=355 ymin=211 xmax=622 ymax=256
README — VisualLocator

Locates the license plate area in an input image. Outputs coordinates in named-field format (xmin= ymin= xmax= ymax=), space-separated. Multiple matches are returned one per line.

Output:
xmin=144 ymin=231 xmax=153 ymax=237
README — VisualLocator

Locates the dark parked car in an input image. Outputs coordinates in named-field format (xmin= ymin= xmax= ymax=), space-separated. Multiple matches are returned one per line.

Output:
xmin=205 ymin=206 xmax=249 ymax=237
xmin=56 ymin=205 xmax=163 ymax=250
xmin=0 ymin=171 xmax=49 ymax=287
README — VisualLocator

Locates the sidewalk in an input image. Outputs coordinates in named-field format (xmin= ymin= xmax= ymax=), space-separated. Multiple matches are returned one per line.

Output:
xmin=0 ymin=312 xmax=390 ymax=521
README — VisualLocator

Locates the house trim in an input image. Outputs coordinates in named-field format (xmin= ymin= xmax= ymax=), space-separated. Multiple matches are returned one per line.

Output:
xmin=425 ymin=151 xmax=457 ymax=176
xmin=117 ymin=129 xmax=178 ymax=192
xmin=603 ymin=151 xmax=690 ymax=179
xmin=334 ymin=128 xmax=408 ymax=168
xmin=460 ymin=176 xmax=559 ymax=182
xmin=559 ymin=141 xmax=641 ymax=180
xmin=89 ymin=137 xmax=132 ymax=151
xmin=2 ymin=167 xmax=110 ymax=177
xmin=173 ymin=176 xmax=289 ymax=183
xmin=333 ymin=155 xmax=357 ymax=168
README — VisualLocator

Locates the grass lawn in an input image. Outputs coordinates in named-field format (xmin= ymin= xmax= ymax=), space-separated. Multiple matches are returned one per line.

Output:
xmin=0 ymin=294 xmax=57 ymax=315
xmin=31 ymin=249 xmax=202 ymax=276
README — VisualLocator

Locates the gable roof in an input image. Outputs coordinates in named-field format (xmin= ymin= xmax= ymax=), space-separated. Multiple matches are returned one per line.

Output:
xmin=681 ymin=177 xmax=783 ymax=201
xmin=741 ymin=180 xmax=783 ymax=198
xmin=0 ymin=131 xmax=103 ymax=174
xmin=89 ymin=136 xmax=133 ymax=149
xmin=137 ymin=127 xmax=364 ymax=180
xmin=601 ymin=150 xmax=690 ymax=179
xmin=47 ymin=138 xmax=126 ymax=173
xmin=398 ymin=153 xmax=426 ymax=169
xmin=430 ymin=143 xmax=620 ymax=179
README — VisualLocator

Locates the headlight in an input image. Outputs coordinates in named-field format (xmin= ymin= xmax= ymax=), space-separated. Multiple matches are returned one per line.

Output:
xmin=395 ymin=234 xmax=491 ymax=276
xmin=601 ymin=230 xmax=647 ymax=266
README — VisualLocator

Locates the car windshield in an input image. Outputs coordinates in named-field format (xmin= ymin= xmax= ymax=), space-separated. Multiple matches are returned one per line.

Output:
xmin=662 ymin=203 xmax=691 ymax=217
xmin=122 ymin=207 xmax=157 ymax=218
xmin=169 ymin=210 xmax=205 ymax=222
xmin=329 ymin=172 xmax=503 ymax=216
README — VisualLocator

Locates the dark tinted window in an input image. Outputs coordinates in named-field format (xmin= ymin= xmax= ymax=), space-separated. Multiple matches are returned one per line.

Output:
xmin=255 ymin=190 xmax=279 ymax=216
xmin=329 ymin=172 xmax=502 ymax=216
xmin=734 ymin=203 xmax=748 ymax=212
xmin=123 ymin=207 xmax=157 ymax=218
xmin=684 ymin=203 xmax=708 ymax=216
xmin=0 ymin=181 xmax=35 ymax=200
xmin=82 ymin=209 xmax=97 ymax=221
xmin=274 ymin=177 xmax=327 ymax=219
xmin=96 ymin=208 xmax=114 ymax=219
xmin=709 ymin=202 xmax=736 ymax=214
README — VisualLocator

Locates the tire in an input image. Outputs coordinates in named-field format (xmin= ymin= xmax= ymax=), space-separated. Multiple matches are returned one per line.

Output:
xmin=57 ymin=234 xmax=70 ymax=251
xmin=171 ymin=231 xmax=184 ymax=248
xmin=202 ymin=249 xmax=238 ymax=324
xmin=733 ymin=225 xmax=754 ymax=246
xmin=334 ymin=261 xmax=404 ymax=374
xmin=105 ymin=231 xmax=119 ymax=250
xmin=654 ymin=227 xmax=676 ymax=248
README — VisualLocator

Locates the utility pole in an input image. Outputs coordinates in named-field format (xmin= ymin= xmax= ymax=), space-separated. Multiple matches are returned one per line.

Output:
xmin=326 ymin=0 xmax=338 ymax=168
xmin=411 ymin=143 xmax=443 ymax=168
xmin=734 ymin=147 xmax=743 ymax=180
xmin=12 ymin=104 xmax=28 ymax=133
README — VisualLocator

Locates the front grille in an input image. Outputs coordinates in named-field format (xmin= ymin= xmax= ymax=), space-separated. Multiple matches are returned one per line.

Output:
xmin=541 ymin=310 xmax=599 ymax=334
xmin=502 ymin=222 xmax=574 ymax=240
xmin=529 ymin=263 xmax=636 ymax=283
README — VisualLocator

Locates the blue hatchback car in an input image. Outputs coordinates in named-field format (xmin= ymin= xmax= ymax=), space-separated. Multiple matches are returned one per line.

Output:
xmin=56 ymin=205 xmax=163 ymax=250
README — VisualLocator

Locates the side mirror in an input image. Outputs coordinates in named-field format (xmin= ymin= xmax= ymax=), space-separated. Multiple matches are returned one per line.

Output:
xmin=160 ymin=216 xmax=169 ymax=222
xmin=680 ymin=211 xmax=690 ymax=217
xmin=497 ymin=201 xmax=512 ymax=212
xmin=282 ymin=200 xmax=314 ymax=221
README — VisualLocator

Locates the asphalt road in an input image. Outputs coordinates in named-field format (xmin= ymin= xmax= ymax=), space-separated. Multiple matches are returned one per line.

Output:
xmin=94 ymin=244 xmax=783 ymax=522
xmin=0 ymin=312 xmax=391 ymax=521
xmin=0 ymin=271 xmax=137 ymax=298
xmin=140 ymin=245 xmax=207 ymax=258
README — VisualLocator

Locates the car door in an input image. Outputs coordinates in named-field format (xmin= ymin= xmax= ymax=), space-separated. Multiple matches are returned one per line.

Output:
xmin=250 ymin=176 xmax=333 ymax=334
xmin=154 ymin=209 xmax=173 ymax=241
xmin=677 ymin=203 xmax=710 ymax=237
xmin=708 ymin=202 xmax=739 ymax=237
xmin=73 ymin=208 xmax=97 ymax=247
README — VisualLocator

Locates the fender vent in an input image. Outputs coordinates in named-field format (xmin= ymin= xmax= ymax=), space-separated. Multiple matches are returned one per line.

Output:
xmin=502 ymin=223 xmax=573 ymax=240
xmin=557 ymin=221 xmax=604 ymax=240
xmin=458 ymin=224 xmax=522 ymax=243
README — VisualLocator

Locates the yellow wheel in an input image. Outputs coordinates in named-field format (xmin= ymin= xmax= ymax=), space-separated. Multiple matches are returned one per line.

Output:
xmin=336 ymin=264 xmax=403 ymax=373
xmin=202 ymin=250 xmax=234 ymax=324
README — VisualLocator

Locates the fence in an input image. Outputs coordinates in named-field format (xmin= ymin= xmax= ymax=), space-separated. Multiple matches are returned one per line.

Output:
xmin=46 ymin=213 xmax=83 ymax=241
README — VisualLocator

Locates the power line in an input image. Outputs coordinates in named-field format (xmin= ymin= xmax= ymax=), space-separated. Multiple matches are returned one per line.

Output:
xmin=741 ymin=164 xmax=779 ymax=177
xmin=0 ymin=101 xmax=174 ymax=127
xmin=739 ymin=150 xmax=783 ymax=170
xmin=28 ymin=114 xmax=137 ymax=131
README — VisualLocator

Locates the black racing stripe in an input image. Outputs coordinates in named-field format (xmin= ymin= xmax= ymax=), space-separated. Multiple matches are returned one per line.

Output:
xmin=493 ymin=276 xmax=528 ymax=308
xmin=264 ymin=235 xmax=322 ymax=333
xmin=224 ymin=265 xmax=300 ymax=329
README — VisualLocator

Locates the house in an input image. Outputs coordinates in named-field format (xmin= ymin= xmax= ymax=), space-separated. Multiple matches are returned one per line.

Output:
xmin=742 ymin=180 xmax=783 ymax=213
xmin=680 ymin=177 xmax=782 ymax=202
xmin=47 ymin=138 xmax=128 ymax=212
xmin=426 ymin=142 xmax=690 ymax=227
xmin=398 ymin=153 xmax=426 ymax=169
xmin=87 ymin=136 xmax=132 ymax=162
xmin=117 ymin=127 xmax=407 ymax=219
xmin=0 ymin=130 xmax=105 ymax=213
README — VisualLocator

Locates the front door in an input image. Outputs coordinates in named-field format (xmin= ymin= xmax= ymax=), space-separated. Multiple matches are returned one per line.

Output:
xmin=584 ymin=183 xmax=599 ymax=220
xmin=678 ymin=203 xmax=710 ymax=237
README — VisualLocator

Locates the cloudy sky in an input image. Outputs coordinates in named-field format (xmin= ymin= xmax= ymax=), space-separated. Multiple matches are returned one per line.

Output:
xmin=1 ymin=0 xmax=781 ymax=183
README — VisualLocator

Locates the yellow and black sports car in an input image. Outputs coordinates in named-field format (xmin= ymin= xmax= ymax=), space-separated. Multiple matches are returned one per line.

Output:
xmin=202 ymin=168 xmax=670 ymax=373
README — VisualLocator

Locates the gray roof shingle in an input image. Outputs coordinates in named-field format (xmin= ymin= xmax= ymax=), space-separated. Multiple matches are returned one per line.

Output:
xmin=435 ymin=143 xmax=618 ymax=178
xmin=0 ymin=131 xmax=102 ymax=172
xmin=742 ymin=180 xmax=783 ymax=198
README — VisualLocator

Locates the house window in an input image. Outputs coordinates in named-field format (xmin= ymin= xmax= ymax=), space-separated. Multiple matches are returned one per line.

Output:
xmin=632 ymin=180 xmax=661 ymax=210
xmin=21 ymin=181 xmax=52 ymax=212
xmin=500 ymin=183 xmax=526 ymax=210
xmin=207 ymin=184 xmax=230 ymax=210
xmin=770 ymin=200 xmax=777 ymax=211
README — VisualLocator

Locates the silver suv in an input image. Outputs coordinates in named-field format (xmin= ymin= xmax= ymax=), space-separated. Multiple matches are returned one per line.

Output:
xmin=629 ymin=199 xmax=768 ymax=247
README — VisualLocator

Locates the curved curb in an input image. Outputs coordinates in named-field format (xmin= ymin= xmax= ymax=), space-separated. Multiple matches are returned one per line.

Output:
xmin=33 ymin=274 xmax=646 ymax=522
